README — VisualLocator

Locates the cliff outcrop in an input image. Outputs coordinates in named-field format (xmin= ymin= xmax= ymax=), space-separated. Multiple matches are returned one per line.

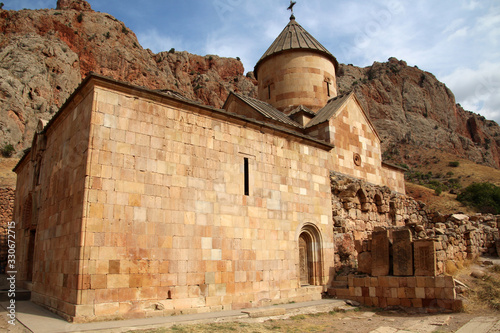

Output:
xmin=0 ymin=0 xmax=256 ymax=154
xmin=336 ymin=58 xmax=500 ymax=168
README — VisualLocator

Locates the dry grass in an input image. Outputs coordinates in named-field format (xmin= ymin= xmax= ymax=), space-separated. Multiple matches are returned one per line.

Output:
xmin=403 ymin=148 xmax=500 ymax=214
xmin=463 ymin=264 xmax=500 ymax=312
xmin=405 ymin=183 xmax=476 ymax=215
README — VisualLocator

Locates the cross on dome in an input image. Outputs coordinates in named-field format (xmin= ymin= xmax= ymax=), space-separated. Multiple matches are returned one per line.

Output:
xmin=287 ymin=1 xmax=297 ymax=20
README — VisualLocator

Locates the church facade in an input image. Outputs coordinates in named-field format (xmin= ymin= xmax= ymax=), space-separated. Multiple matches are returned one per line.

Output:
xmin=13 ymin=17 xmax=404 ymax=322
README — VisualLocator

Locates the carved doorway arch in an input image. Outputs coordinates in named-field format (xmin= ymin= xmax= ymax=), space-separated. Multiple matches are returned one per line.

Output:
xmin=298 ymin=224 xmax=323 ymax=286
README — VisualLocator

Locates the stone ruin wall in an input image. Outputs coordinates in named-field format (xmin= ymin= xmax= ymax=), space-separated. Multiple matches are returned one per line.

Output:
xmin=331 ymin=171 xmax=500 ymax=276
xmin=0 ymin=187 xmax=15 ymax=274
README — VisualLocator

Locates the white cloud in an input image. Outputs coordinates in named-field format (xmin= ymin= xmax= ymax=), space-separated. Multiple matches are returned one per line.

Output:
xmin=441 ymin=63 xmax=500 ymax=123
xmin=136 ymin=29 xmax=185 ymax=54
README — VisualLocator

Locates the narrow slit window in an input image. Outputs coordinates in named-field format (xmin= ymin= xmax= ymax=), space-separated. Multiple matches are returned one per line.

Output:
xmin=326 ymin=81 xmax=330 ymax=97
xmin=244 ymin=157 xmax=249 ymax=196
xmin=268 ymin=85 xmax=271 ymax=99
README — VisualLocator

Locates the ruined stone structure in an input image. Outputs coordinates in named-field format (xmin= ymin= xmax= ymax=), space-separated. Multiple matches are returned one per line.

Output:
xmin=12 ymin=17 xmax=407 ymax=322
xmin=328 ymin=171 xmax=499 ymax=312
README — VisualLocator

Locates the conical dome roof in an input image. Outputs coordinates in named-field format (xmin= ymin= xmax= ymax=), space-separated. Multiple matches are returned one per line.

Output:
xmin=254 ymin=18 xmax=339 ymax=77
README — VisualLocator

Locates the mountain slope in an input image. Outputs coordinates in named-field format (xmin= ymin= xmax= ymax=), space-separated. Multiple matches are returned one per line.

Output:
xmin=0 ymin=0 xmax=499 ymax=173
xmin=0 ymin=1 xmax=256 ymax=153
xmin=336 ymin=58 xmax=500 ymax=169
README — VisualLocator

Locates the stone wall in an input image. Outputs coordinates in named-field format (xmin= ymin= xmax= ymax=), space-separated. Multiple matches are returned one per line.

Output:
xmin=328 ymin=275 xmax=463 ymax=313
xmin=15 ymin=76 xmax=337 ymax=322
xmin=14 ymin=83 xmax=94 ymax=319
xmin=331 ymin=171 xmax=500 ymax=275
xmin=426 ymin=213 xmax=500 ymax=273
xmin=331 ymin=171 xmax=428 ymax=272
xmin=0 ymin=187 xmax=15 ymax=273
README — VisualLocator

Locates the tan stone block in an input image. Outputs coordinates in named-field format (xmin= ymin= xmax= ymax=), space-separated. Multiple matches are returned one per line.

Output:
xmin=388 ymin=277 xmax=399 ymax=288
xmin=405 ymin=287 xmax=416 ymax=299
xmin=117 ymin=288 xmax=139 ymax=302
xmin=444 ymin=287 xmax=456 ymax=300
xmin=129 ymin=274 xmax=142 ymax=288
xmin=425 ymin=277 xmax=436 ymax=288
xmin=415 ymin=287 xmax=425 ymax=299
xmin=109 ymin=260 xmax=120 ymax=274
xmin=95 ymin=302 xmax=120 ymax=316
xmin=378 ymin=276 xmax=389 ymax=288
xmin=74 ymin=304 xmax=95 ymax=317
xmin=416 ymin=276 xmax=426 ymax=288
xmin=387 ymin=298 xmax=401 ymax=306
xmin=444 ymin=276 xmax=455 ymax=288
xmin=412 ymin=298 xmax=423 ymax=308
xmin=128 ymin=194 xmax=141 ymax=207
xmin=91 ymin=275 xmax=107 ymax=289
xmin=96 ymin=260 xmax=109 ymax=274
xmin=107 ymin=274 xmax=129 ymax=289
xmin=95 ymin=289 xmax=115 ymax=303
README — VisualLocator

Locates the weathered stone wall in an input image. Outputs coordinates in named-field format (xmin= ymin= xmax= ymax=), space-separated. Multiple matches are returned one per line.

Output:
xmin=0 ymin=187 xmax=15 ymax=273
xmin=14 ymin=83 xmax=94 ymax=320
xmin=331 ymin=171 xmax=500 ymax=275
xmin=331 ymin=171 xmax=428 ymax=272
xmin=311 ymin=96 xmax=406 ymax=195
xmin=426 ymin=213 xmax=500 ymax=273
xmin=328 ymin=275 xmax=463 ymax=312
xmin=72 ymin=81 xmax=334 ymax=322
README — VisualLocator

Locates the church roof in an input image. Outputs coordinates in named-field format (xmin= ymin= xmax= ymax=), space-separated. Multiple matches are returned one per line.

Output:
xmin=288 ymin=105 xmax=316 ymax=117
xmin=306 ymin=92 xmax=353 ymax=128
xmin=229 ymin=93 xmax=303 ymax=128
xmin=254 ymin=18 xmax=339 ymax=76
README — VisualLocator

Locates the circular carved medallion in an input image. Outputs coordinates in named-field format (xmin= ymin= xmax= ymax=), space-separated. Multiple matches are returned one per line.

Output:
xmin=353 ymin=153 xmax=362 ymax=166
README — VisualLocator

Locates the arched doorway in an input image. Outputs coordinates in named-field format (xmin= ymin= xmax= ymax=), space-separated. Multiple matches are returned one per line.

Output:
xmin=298 ymin=224 xmax=323 ymax=286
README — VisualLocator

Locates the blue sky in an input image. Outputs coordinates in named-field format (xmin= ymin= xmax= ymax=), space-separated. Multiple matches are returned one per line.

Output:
xmin=4 ymin=0 xmax=500 ymax=124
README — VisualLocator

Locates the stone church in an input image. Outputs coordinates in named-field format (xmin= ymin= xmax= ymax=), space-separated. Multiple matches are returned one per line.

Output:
xmin=13 ymin=15 xmax=405 ymax=322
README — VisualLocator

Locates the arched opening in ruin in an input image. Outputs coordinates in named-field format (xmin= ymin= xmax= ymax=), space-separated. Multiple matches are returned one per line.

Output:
xmin=357 ymin=189 xmax=370 ymax=211
xmin=374 ymin=193 xmax=385 ymax=213
xmin=298 ymin=224 xmax=323 ymax=286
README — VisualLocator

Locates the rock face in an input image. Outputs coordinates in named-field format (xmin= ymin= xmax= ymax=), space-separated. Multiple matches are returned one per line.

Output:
xmin=0 ymin=3 xmax=498 ymax=170
xmin=0 ymin=3 xmax=256 ymax=154
xmin=336 ymin=58 xmax=500 ymax=168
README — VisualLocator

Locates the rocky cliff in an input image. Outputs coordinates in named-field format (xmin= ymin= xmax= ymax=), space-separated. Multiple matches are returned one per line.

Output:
xmin=337 ymin=59 xmax=500 ymax=168
xmin=0 ymin=0 xmax=499 ymax=170
xmin=0 ymin=0 xmax=256 ymax=153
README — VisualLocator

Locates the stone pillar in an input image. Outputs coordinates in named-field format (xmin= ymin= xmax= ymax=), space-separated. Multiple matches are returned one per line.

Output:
xmin=392 ymin=229 xmax=413 ymax=276
xmin=414 ymin=239 xmax=437 ymax=276
xmin=371 ymin=230 xmax=390 ymax=276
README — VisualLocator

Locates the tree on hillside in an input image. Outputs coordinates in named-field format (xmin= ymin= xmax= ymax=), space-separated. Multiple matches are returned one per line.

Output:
xmin=457 ymin=183 xmax=500 ymax=214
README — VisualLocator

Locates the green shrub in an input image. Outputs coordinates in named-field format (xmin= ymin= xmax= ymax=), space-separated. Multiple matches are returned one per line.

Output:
xmin=457 ymin=183 xmax=500 ymax=214
xmin=77 ymin=13 xmax=83 ymax=23
xmin=1 ymin=144 xmax=15 ymax=157
xmin=169 ymin=48 xmax=175 ymax=53
xmin=449 ymin=161 xmax=460 ymax=167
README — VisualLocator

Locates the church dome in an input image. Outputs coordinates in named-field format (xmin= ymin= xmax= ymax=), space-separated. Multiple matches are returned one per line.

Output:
xmin=254 ymin=18 xmax=339 ymax=77
xmin=254 ymin=18 xmax=339 ymax=113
